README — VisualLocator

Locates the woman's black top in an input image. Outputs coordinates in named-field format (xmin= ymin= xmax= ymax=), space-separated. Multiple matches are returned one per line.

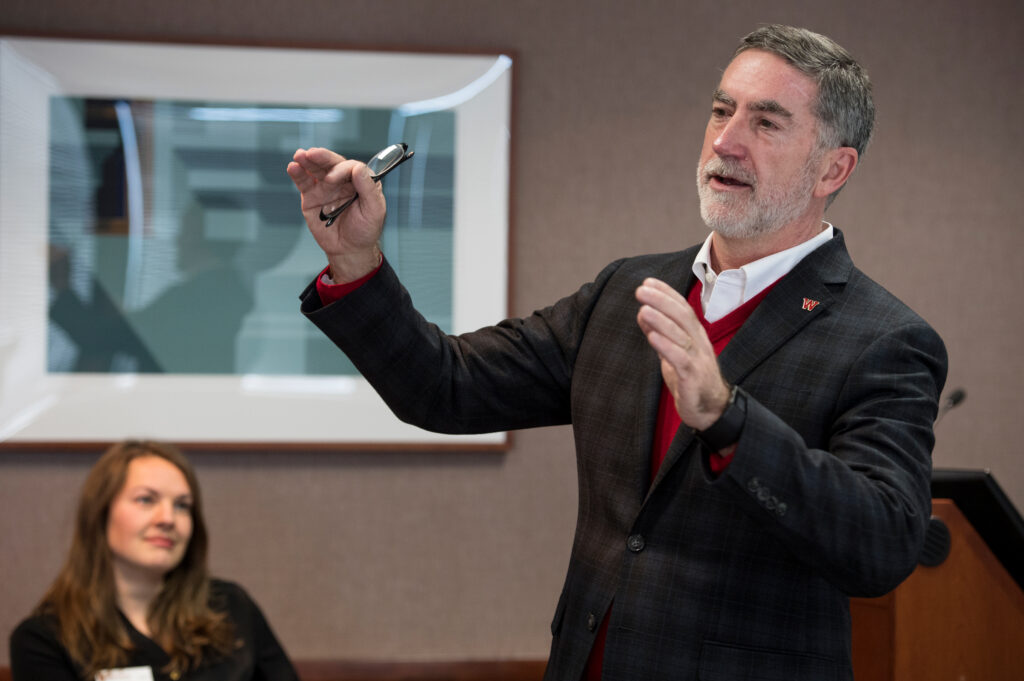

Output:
xmin=9 ymin=579 xmax=300 ymax=681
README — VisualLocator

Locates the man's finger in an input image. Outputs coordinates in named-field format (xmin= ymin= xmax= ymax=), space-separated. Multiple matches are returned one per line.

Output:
xmin=636 ymin=278 xmax=702 ymax=336
xmin=286 ymin=161 xmax=317 ymax=193
xmin=637 ymin=305 xmax=696 ymax=364
xmin=303 ymin=146 xmax=346 ymax=170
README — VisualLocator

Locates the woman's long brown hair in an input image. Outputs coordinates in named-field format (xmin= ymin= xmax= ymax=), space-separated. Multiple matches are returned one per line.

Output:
xmin=36 ymin=440 xmax=237 ymax=679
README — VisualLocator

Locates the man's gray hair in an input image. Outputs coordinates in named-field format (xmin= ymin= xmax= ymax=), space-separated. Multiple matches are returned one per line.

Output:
xmin=737 ymin=24 xmax=875 ymax=159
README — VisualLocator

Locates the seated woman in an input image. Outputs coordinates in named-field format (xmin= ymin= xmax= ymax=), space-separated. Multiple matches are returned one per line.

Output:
xmin=9 ymin=440 xmax=300 ymax=681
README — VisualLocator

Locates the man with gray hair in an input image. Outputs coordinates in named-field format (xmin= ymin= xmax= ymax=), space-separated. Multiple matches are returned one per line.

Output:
xmin=290 ymin=24 xmax=946 ymax=681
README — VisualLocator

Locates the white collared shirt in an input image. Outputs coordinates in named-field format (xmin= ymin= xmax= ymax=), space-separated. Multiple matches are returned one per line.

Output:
xmin=692 ymin=223 xmax=834 ymax=322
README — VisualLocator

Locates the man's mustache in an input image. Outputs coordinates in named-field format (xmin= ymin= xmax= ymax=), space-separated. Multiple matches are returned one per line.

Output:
xmin=700 ymin=158 xmax=756 ymax=188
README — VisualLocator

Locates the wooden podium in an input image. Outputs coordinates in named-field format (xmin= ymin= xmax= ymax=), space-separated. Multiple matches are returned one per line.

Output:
xmin=850 ymin=498 xmax=1024 ymax=680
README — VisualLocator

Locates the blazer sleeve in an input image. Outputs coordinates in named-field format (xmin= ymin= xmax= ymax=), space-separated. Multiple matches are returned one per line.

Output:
xmin=300 ymin=256 xmax=626 ymax=434
xmin=720 ymin=317 xmax=948 ymax=597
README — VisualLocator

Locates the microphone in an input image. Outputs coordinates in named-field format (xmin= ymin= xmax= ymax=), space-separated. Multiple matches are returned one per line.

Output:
xmin=935 ymin=387 xmax=966 ymax=423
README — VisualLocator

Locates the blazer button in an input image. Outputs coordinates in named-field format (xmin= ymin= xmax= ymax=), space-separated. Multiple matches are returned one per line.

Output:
xmin=776 ymin=502 xmax=788 ymax=516
xmin=587 ymin=613 xmax=597 ymax=632
xmin=627 ymin=534 xmax=645 ymax=553
xmin=747 ymin=477 xmax=760 ymax=492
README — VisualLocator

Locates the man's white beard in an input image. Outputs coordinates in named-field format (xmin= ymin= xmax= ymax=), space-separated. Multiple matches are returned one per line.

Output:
xmin=696 ymin=153 xmax=820 ymax=239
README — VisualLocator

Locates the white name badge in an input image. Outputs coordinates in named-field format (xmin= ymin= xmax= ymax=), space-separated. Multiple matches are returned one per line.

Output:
xmin=96 ymin=666 xmax=155 ymax=681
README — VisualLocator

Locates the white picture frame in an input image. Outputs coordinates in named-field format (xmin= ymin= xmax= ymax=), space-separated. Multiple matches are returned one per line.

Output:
xmin=0 ymin=36 xmax=512 ymax=448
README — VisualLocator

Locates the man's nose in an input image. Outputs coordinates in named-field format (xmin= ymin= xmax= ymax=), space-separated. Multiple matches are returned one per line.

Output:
xmin=712 ymin=116 xmax=749 ymax=160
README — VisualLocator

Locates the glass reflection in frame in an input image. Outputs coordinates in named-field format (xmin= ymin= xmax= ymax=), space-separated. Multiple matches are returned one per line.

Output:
xmin=46 ymin=98 xmax=454 ymax=376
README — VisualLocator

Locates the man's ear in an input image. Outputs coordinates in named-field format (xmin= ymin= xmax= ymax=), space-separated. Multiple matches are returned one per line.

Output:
xmin=814 ymin=147 xmax=858 ymax=198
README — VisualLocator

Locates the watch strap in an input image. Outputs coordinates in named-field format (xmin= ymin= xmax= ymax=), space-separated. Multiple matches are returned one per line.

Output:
xmin=696 ymin=384 xmax=747 ymax=452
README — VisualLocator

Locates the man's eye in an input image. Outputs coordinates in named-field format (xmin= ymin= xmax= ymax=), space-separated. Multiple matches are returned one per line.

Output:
xmin=758 ymin=118 xmax=778 ymax=129
xmin=711 ymin=107 xmax=729 ymax=118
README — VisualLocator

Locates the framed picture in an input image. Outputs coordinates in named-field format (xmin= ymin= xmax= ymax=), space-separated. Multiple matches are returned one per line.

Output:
xmin=0 ymin=35 xmax=512 ymax=448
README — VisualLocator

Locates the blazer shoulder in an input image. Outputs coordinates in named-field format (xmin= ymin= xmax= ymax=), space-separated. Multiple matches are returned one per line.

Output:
xmin=842 ymin=265 xmax=938 ymax=329
xmin=798 ymin=232 xmax=939 ymax=330
xmin=615 ymin=247 xmax=701 ymax=272
xmin=591 ymin=247 xmax=701 ymax=291
xmin=543 ymin=248 xmax=698 ymax=312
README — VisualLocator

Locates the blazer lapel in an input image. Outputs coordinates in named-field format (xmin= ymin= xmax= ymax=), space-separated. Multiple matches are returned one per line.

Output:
xmin=718 ymin=231 xmax=853 ymax=385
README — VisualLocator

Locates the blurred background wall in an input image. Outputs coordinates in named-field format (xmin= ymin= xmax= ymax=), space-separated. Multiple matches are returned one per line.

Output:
xmin=2 ymin=0 xmax=1020 ymax=664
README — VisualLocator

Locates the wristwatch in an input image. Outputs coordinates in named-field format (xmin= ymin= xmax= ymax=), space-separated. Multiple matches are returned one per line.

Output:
xmin=696 ymin=383 xmax=747 ymax=452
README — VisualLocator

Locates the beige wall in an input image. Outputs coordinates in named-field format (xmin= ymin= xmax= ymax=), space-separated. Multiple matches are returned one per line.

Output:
xmin=2 ymin=0 xmax=1021 ymax=665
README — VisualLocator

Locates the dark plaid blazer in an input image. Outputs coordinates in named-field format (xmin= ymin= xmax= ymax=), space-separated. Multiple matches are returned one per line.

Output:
xmin=301 ymin=230 xmax=947 ymax=681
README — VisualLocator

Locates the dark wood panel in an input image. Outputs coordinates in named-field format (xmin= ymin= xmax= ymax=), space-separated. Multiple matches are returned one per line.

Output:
xmin=0 ymin=659 xmax=547 ymax=681
xmin=297 ymin=659 xmax=546 ymax=681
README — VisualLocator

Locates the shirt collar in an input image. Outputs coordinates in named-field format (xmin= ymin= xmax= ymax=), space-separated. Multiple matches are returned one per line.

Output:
xmin=691 ymin=223 xmax=834 ymax=321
